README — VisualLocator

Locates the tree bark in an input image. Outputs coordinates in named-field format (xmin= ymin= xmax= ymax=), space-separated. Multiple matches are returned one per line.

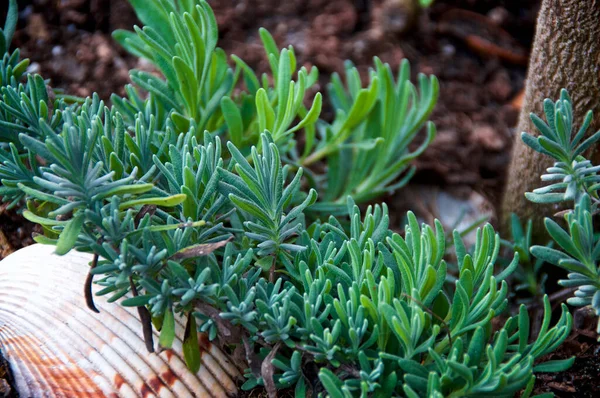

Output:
xmin=500 ymin=0 xmax=600 ymax=237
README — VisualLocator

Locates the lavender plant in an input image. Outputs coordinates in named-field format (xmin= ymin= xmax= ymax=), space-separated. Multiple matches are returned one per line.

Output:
xmin=0 ymin=0 xmax=574 ymax=396
xmin=500 ymin=214 xmax=549 ymax=298
xmin=521 ymin=89 xmax=600 ymax=335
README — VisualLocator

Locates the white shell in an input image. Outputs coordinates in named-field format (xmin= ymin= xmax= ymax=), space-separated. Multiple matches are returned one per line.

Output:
xmin=0 ymin=244 xmax=242 ymax=397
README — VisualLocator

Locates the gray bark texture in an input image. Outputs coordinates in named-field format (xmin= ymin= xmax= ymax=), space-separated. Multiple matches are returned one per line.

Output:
xmin=500 ymin=0 xmax=600 ymax=236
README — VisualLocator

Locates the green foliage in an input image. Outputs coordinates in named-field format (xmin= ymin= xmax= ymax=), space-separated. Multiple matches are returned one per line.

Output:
xmin=307 ymin=59 xmax=438 ymax=213
xmin=500 ymin=214 xmax=548 ymax=297
xmin=112 ymin=0 xmax=322 ymax=153
xmin=113 ymin=0 xmax=231 ymax=132
xmin=111 ymin=0 xmax=433 ymax=213
xmin=0 ymin=1 xmax=575 ymax=397
xmin=523 ymin=89 xmax=600 ymax=334
xmin=530 ymin=195 xmax=600 ymax=331
xmin=522 ymin=89 xmax=600 ymax=204
xmin=0 ymin=48 xmax=28 ymax=89
xmin=218 ymin=133 xmax=317 ymax=260
xmin=0 ymin=0 xmax=17 ymax=56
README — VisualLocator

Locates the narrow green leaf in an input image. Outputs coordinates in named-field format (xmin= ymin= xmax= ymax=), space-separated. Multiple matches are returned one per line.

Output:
xmin=55 ymin=213 xmax=85 ymax=255
xmin=93 ymin=183 xmax=154 ymax=201
xmin=256 ymin=88 xmax=275 ymax=132
xmin=119 ymin=194 xmax=187 ymax=210
xmin=17 ymin=183 xmax=69 ymax=205
xmin=159 ymin=309 xmax=176 ymax=349
xmin=221 ymin=97 xmax=244 ymax=146
xmin=3 ymin=0 xmax=18 ymax=46
xmin=121 ymin=295 xmax=153 ymax=307
xmin=319 ymin=368 xmax=344 ymax=398
xmin=183 ymin=315 xmax=201 ymax=373
xmin=533 ymin=357 xmax=575 ymax=373
xmin=22 ymin=210 xmax=68 ymax=226
xmin=128 ymin=0 xmax=174 ymax=46
xmin=530 ymin=246 xmax=572 ymax=267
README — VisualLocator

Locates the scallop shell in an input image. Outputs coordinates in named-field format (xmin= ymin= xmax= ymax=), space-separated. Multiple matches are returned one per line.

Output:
xmin=0 ymin=244 xmax=242 ymax=397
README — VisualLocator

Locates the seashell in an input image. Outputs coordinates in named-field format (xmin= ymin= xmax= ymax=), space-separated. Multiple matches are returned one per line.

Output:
xmin=0 ymin=244 xmax=243 ymax=397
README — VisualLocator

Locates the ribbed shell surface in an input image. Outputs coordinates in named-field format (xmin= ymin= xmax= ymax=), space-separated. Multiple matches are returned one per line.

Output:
xmin=0 ymin=244 xmax=242 ymax=398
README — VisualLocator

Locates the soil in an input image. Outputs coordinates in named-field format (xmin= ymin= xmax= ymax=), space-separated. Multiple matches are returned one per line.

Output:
xmin=0 ymin=348 xmax=17 ymax=397
xmin=0 ymin=0 xmax=598 ymax=396
xmin=534 ymin=335 xmax=600 ymax=397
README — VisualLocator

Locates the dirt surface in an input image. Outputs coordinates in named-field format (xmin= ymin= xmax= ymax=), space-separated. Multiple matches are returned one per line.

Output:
xmin=1 ymin=0 xmax=599 ymax=396
xmin=0 ymin=203 xmax=41 ymax=260
xmin=534 ymin=338 xmax=600 ymax=397
xmin=0 ymin=348 xmax=17 ymax=397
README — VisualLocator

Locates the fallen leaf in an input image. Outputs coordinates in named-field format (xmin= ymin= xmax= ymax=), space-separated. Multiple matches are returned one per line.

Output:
xmin=170 ymin=236 xmax=233 ymax=260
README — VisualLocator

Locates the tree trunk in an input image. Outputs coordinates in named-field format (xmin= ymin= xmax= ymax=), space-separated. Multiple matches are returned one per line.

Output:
xmin=500 ymin=0 xmax=600 ymax=237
